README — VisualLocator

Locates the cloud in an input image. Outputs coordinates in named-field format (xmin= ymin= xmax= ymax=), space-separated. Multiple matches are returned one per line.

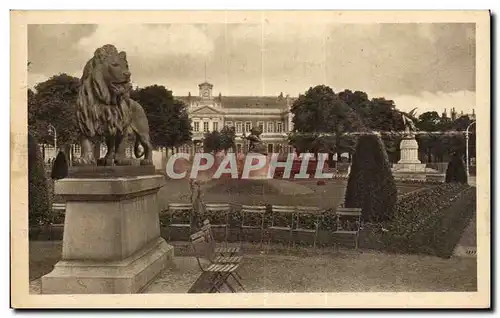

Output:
xmin=388 ymin=90 xmax=475 ymax=116
xmin=78 ymin=24 xmax=215 ymax=59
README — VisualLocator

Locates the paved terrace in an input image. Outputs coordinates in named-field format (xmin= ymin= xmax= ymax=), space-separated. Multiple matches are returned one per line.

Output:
xmin=30 ymin=241 xmax=477 ymax=294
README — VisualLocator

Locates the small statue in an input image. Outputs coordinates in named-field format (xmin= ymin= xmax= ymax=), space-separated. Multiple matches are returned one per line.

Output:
xmin=242 ymin=127 xmax=266 ymax=154
xmin=401 ymin=111 xmax=417 ymax=137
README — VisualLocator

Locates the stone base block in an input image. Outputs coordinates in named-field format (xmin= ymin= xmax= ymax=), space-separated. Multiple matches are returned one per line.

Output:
xmin=41 ymin=237 xmax=174 ymax=294
xmin=392 ymin=163 xmax=427 ymax=173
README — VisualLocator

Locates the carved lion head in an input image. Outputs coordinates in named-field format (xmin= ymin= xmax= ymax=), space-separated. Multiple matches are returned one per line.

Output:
xmin=76 ymin=44 xmax=132 ymax=137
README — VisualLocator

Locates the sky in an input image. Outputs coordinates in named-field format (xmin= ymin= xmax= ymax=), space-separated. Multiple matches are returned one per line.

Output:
xmin=28 ymin=23 xmax=476 ymax=115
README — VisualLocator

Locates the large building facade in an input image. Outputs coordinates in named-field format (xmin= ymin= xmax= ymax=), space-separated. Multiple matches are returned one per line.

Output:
xmin=177 ymin=81 xmax=296 ymax=154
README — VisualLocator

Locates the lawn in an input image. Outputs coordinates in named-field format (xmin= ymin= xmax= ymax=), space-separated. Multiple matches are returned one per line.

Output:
xmin=157 ymin=177 xmax=427 ymax=210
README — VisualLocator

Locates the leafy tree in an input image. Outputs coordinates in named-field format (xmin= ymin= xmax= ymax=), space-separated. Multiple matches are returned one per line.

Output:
xmin=367 ymin=98 xmax=404 ymax=132
xmin=28 ymin=133 xmax=51 ymax=229
xmin=203 ymin=130 xmax=223 ymax=154
xmin=290 ymin=85 xmax=365 ymax=159
xmin=130 ymin=85 xmax=192 ymax=150
xmin=30 ymin=74 xmax=80 ymax=147
xmin=219 ymin=125 xmax=237 ymax=153
xmin=445 ymin=151 xmax=468 ymax=184
xmin=344 ymin=134 xmax=398 ymax=222
xmin=416 ymin=111 xmax=442 ymax=132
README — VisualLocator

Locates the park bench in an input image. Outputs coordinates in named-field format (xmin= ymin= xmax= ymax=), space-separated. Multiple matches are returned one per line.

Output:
xmin=240 ymin=205 xmax=267 ymax=247
xmin=165 ymin=203 xmax=193 ymax=241
xmin=333 ymin=207 xmax=362 ymax=250
xmin=187 ymin=225 xmax=244 ymax=293
xmin=201 ymin=203 xmax=231 ymax=245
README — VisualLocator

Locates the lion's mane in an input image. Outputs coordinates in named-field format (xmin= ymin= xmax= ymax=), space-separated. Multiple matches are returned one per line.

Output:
xmin=76 ymin=44 xmax=131 ymax=138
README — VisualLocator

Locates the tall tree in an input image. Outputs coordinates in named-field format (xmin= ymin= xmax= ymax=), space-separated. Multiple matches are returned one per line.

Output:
xmin=130 ymin=85 xmax=192 ymax=150
xmin=290 ymin=85 xmax=365 ymax=159
xmin=30 ymin=74 xmax=80 ymax=147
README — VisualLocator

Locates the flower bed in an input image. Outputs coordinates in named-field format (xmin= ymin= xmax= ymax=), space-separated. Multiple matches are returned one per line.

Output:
xmin=366 ymin=183 xmax=476 ymax=258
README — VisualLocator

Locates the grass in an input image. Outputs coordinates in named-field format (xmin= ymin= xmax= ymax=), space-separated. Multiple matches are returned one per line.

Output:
xmin=157 ymin=178 xmax=427 ymax=210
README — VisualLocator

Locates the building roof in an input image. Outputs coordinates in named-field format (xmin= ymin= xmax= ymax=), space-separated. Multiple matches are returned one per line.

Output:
xmin=176 ymin=95 xmax=294 ymax=109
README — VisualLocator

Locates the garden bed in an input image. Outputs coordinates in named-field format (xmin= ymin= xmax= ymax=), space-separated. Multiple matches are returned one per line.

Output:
xmin=363 ymin=183 xmax=476 ymax=258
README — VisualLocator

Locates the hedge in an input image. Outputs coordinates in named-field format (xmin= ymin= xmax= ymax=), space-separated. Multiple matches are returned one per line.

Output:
xmin=28 ymin=133 xmax=53 ymax=229
xmin=372 ymin=182 xmax=475 ymax=258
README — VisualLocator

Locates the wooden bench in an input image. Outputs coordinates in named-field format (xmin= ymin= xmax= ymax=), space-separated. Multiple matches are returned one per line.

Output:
xmin=333 ymin=207 xmax=362 ymax=250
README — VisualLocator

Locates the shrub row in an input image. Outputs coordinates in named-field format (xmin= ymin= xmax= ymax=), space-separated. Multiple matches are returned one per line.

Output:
xmin=160 ymin=205 xmax=339 ymax=233
xmin=372 ymin=182 xmax=475 ymax=258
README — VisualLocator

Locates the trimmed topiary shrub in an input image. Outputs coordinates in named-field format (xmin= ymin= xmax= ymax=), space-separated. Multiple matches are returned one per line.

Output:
xmin=28 ymin=133 xmax=52 ymax=228
xmin=445 ymin=152 xmax=468 ymax=184
xmin=344 ymin=134 xmax=398 ymax=222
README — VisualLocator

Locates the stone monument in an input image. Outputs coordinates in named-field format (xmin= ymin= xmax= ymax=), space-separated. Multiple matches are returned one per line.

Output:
xmin=392 ymin=113 xmax=429 ymax=179
xmin=41 ymin=44 xmax=173 ymax=294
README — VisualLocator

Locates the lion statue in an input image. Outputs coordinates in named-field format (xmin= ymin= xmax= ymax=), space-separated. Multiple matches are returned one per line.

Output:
xmin=74 ymin=44 xmax=153 ymax=166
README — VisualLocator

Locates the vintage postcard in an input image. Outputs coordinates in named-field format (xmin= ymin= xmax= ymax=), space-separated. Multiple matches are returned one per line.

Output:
xmin=11 ymin=10 xmax=490 ymax=308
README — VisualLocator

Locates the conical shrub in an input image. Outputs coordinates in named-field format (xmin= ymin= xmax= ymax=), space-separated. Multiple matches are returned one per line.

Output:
xmin=344 ymin=134 xmax=398 ymax=222
xmin=445 ymin=152 xmax=468 ymax=184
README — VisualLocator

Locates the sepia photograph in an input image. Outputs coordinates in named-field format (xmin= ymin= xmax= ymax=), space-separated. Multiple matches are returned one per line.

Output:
xmin=10 ymin=10 xmax=490 ymax=308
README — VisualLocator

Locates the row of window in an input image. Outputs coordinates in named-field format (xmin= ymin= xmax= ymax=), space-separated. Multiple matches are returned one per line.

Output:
xmin=192 ymin=120 xmax=285 ymax=134
xmin=193 ymin=121 xmax=217 ymax=132
xmin=225 ymin=121 xmax=283 ymax=134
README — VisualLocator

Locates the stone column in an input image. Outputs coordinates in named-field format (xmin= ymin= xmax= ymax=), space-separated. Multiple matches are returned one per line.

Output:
xmin=41 ymin=167 xmax=174 ymax=294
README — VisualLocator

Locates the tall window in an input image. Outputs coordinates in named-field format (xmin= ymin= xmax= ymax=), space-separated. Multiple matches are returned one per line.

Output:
xmin=213 ymin=122 xmax=219 ymax=131
xmin=257 ymin=121 xmax=264 ymax=132
xmin=236 ymin=122 xmax=242 ymax=133
xmin=193 ymin=122 xmax=200 ymax=132
xmin=203 ymin=122 xmax=209 ymax=132
xmin=245 ymin=122 xmax=252 ymax=133
xmin=276 ymin=122 xmax=283 ymax=133
xmin=267 ymin=122 xmax=274 ymax=133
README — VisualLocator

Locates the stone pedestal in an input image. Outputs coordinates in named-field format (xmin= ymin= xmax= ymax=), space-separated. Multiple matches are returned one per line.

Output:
xmin=393 ymin=137 xmax=426 ymax=173
xmin=41 ymin=169 xmax=174 ymax=294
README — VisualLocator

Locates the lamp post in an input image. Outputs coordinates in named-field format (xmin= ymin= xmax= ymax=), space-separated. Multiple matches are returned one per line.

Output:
xmin=48 ymin=124 xmax=57 ymax=151
xmin=465 ymin=120 xmax=476 ymax=177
